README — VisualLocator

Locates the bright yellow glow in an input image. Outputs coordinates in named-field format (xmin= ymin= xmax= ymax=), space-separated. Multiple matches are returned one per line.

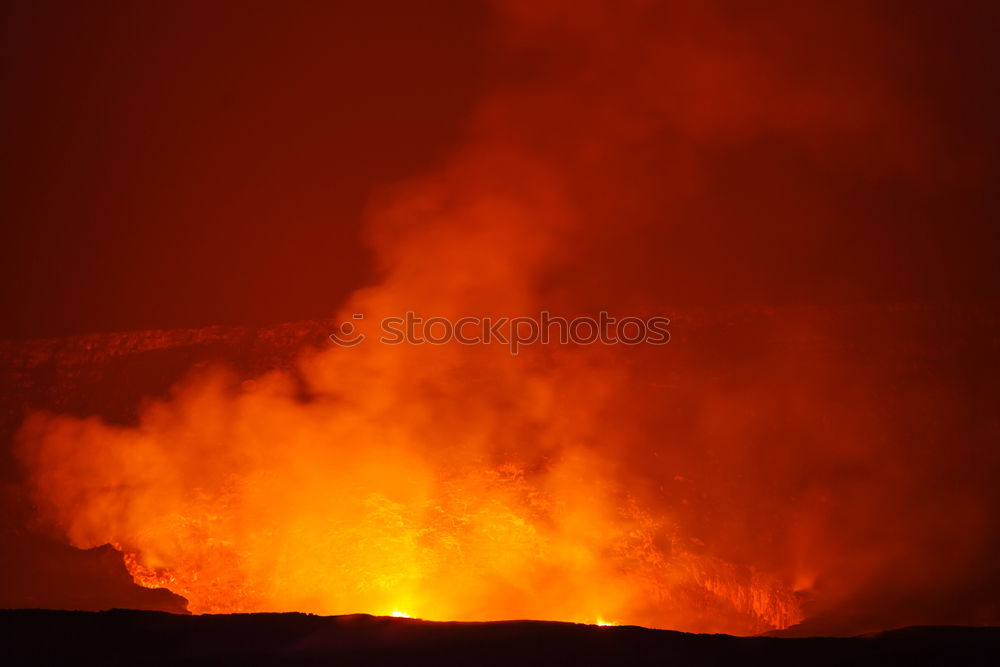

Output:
xmin=391 ymin=610 xmax=412 ymax=618
xmin=595 ymin=618 xmax=616 ymax=627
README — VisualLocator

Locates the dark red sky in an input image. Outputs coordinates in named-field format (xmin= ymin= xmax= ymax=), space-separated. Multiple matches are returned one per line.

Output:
xmin=0 ymin=0 xmax=489 ymax=337
xmin=1 ymin=1 xmax=998 ymax=339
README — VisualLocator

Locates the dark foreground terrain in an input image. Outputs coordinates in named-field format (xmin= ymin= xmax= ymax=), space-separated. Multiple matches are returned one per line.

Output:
xmin=0 ymin=610 xmax=997 ymax=667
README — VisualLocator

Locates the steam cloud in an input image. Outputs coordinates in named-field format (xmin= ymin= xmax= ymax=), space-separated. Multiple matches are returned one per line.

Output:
xmin=15 ymin=1 xmax=1000 ymax=634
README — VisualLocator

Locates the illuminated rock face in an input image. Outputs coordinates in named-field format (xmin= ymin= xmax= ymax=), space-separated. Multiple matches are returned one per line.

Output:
xmin=7 ymin=318 xmax=802 ymax=633
xmin=6 ymin=304 xmax=999 ymax=634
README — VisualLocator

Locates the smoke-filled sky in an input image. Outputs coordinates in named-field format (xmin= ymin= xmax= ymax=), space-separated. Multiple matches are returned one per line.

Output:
xmin=2 ymin=0 xmax=998 ymax=337
xmin=2 ymin=0 xmax=999 ymax=636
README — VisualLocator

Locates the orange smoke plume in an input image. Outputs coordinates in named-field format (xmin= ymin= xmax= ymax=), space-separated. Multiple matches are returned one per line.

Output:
xmin=14 ymin=1 xmax=999 ymax=636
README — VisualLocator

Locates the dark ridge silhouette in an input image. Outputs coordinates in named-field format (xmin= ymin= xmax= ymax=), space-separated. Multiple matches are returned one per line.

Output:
xmin=0 ymin=609 xmax=997 ymax=666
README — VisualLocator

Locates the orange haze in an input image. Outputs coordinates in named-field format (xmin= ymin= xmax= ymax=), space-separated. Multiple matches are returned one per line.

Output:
xmin=13 ymin=1 xmax=1000 ymax=635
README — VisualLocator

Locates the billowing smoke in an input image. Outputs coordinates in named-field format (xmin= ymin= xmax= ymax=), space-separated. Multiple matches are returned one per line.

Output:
xmin=14 ymin=0 xmax=1000 ymax=635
